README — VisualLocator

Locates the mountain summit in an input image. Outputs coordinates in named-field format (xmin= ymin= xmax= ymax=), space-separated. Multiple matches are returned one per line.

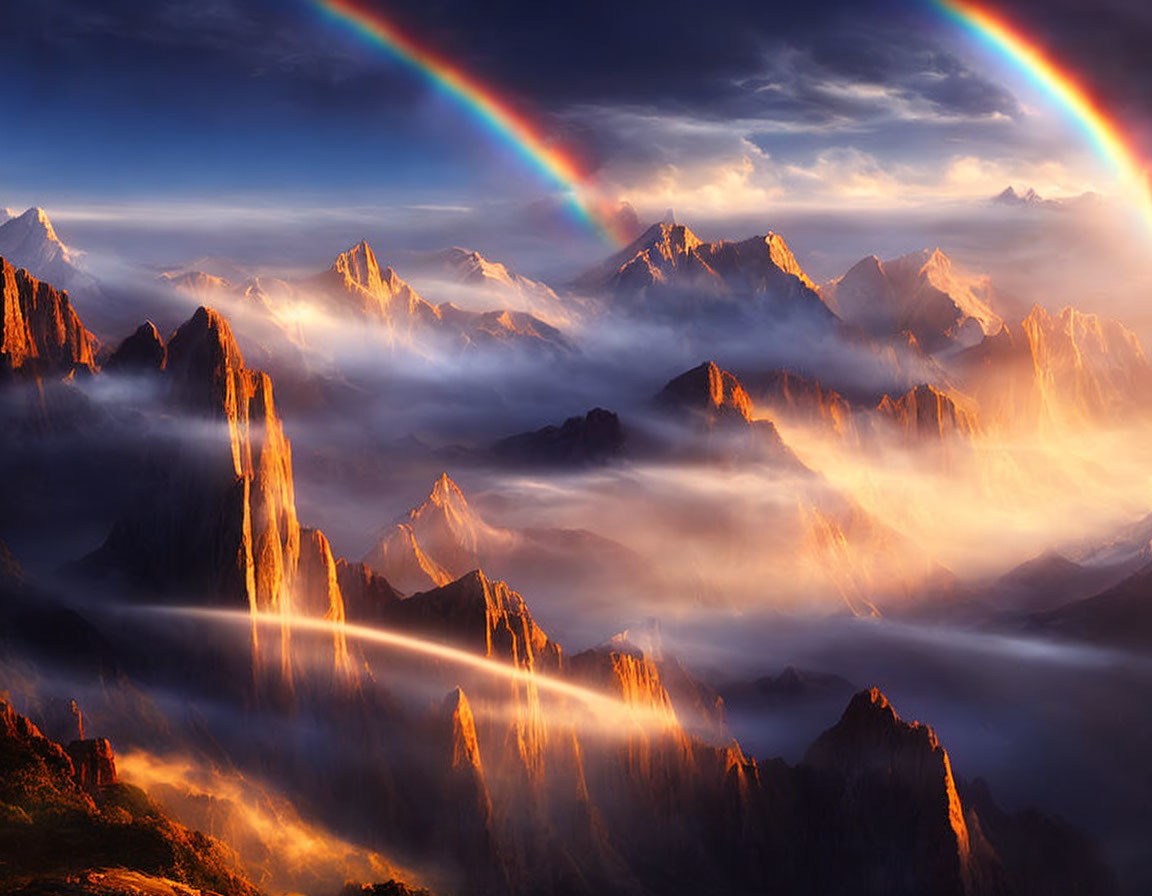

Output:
xmin=575 ymin=221 xmax=830 ymax=323
xmin=0 ymin=207 xmax=91 ymax=297
xmin=822 ymin=248 xmax=1002 ymax=352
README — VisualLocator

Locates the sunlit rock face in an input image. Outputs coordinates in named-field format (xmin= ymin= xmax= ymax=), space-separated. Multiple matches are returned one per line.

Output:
xmin=387 ymin=569 xmax=561 ymax=672
xmin=314 ymin=239 xmax=443 ymax=337
xmin=657 ymin=360 xmax=755 ymax=424
xmin=365 ymin=473 xmax=513 ymax=594
xmin=656 ymin=361 xmax=804 ymax=466
xmin=87 ymin=306 xmax=352 ymax=687
xmin=875 ymin=383 xmax=980 ymax=441
xmin=65 ymin=737 xmax=117 ymax=794
xmin=575 ymin=221 xmax=832 ymax=321
xmin=0 ymin=256 xmax=98 ymax=376
xmin=748 ymin=368 xmax=856 ymax=438
xmin=953 ymin=304 xmax=1152 ymax=429
xmin=823 ymin=248 xmax=1002 ymax=353
xmin=416 ymin=246 xmax=575 ymax=326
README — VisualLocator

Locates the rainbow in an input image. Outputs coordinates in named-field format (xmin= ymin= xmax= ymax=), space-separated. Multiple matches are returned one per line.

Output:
xmin=937 ymin=0 xmax=1152 ymax=233
xmin=314 ymin=0 xmax=627 ymax=245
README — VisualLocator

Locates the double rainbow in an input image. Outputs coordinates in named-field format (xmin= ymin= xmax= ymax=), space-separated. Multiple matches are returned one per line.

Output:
xmin=938 ymin=0 xmax=1152 ymax=233
xmin=315 ymin=0 xmax=628 ymax=245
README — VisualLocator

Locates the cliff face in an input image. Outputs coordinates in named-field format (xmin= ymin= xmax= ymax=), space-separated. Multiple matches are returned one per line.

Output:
xmin=0 ymin=256 xmax=98 ymax=376
xmin=954 ymin=304 xmax=1151 ymax=430
xmin=803 ymin=688 xmax=980 ymax=896
xmin=88 ymin=307 xmax=353 ymax=687
xmin=875 ymin=383 xmax=980 ymax=441
xmin=364 ymin=474 xmax=513 ymax=594
xmin=751 ymin=368 xmax=855 ymax=437
xmin=655 ymin=361 xmax=804 ymax=466
xmin=385 ymin=569 xmax=561 ymax=672
xmin=1020 ymin=305 xmax=1150 ymax=424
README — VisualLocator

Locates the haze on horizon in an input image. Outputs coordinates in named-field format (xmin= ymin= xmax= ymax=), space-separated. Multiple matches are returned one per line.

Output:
xmin=2 ymin=3 xmax=1152 ymax=896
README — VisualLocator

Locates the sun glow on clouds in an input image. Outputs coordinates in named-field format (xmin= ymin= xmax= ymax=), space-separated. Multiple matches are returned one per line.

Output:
xmin=609 ymin=142 xmax=1098 ymax=221
xmin=117 ymin=750 xmax=415 ymax=895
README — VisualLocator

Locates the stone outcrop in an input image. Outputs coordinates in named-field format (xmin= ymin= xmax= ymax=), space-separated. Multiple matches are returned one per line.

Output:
xmin=751 ymin=368 xmax=855 ymax=437
xmin=65 ymin=737 xmax=117 ymax=794
xmin=86 ymin=306 xmax=352 ymax=686
xmin=875 ymin=383 xmax=979 ymax=441
xmin=576 ymin=222 xmax=831 ymax=323
xmin=492 ymin=407 xmax=625 ymax=467
xmin=655 ymin=361 xmax=804 ymax=466
xmin=1 ymin=256 xmax=98 ymax=376
xmin=105 ymin=320 xmax=166 ymax=373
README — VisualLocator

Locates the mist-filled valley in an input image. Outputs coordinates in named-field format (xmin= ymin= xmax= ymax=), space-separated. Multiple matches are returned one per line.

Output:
xmin=4 ymin=1 xmax=1152 ymax=893
xmin=2 ymin=199 xmax=1151 ymax=896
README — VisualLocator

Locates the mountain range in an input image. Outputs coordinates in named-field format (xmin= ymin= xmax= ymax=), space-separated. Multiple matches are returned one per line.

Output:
xmin=1 ymin=200 xmax=1150 ymax=896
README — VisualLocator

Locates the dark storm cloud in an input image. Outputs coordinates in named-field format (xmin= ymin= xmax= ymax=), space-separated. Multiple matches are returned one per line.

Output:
xmin=0 ymin=0 xmax=1020 ymax=126
xmin=8 ymin=0 xmax=1147 ymax=171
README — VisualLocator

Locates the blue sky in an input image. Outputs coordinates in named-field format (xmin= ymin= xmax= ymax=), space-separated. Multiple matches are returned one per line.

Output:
xmin=2 ymin=0 xmax=1150 ymax=284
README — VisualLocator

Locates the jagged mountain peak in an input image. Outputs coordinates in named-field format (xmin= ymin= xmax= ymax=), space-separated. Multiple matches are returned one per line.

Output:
xmin=443 ymin=686 xmax=485 ymax=772
xmin=9 ymin=206 xmax=61 ymax=242
xmin=0 ymin=206 xmax=77 ymax=273
xmin=390 ymin=568 xmax=561 ymax=670
xmin=331 ymin=239 xmax=383 ymax=287
xmin=825 ymin=245 xmax=1002 ymax=352
xmin=106 ymin=320 xmax=167 ymax=373
xmin=657 ymin=360 xmax=754 ymax=422
xmin=0 ymin=256 xmax=99 ymax=375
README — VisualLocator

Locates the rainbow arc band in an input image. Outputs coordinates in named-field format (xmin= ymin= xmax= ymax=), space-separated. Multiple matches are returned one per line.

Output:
xmin=316 ymin=0 xmax=629 ymax=246
xmin=938 ymin=0 xmax=1152 ymax=233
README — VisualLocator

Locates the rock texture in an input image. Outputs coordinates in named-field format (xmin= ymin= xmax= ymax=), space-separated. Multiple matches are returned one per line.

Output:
xmin=875 ymin=383 xmax=980 ymax=441
xmin=655 ymin=361 xmax=803 ymax=466
xmin=953 ymin=304 xmax=1151 ymax=429
xmin=823 ymin=248 xmax=1001 ymax=353
xmin=1 ymin=256 xmax=98 ymax=376
xmin=576 ymin=222 xmax=829 ymax=321
xmin=86 ymin=306 xmax=352 ymax=687
xmin=750 ymin=368 xmax=855 ymax=437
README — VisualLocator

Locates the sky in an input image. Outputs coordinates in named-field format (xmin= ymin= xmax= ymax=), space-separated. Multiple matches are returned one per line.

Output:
xmin=3 ymin=0 xmax=1152 ymax=288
